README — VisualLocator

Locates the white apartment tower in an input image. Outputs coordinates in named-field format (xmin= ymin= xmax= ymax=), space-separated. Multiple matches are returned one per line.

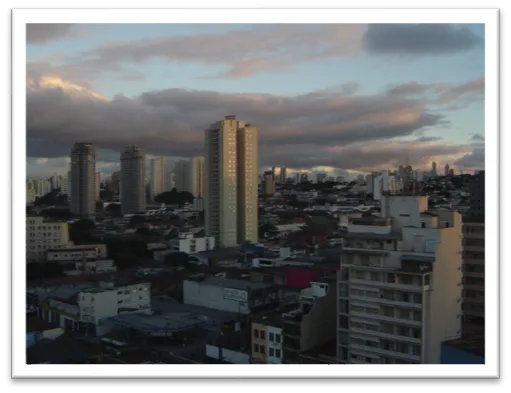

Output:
xmin=189 ymin=156 xmax=205 ymax=197
xmin=337 ymin=194 xmax=463 ymax=364
xmin=70 ymin=143 xmax=96 ymax=217
xmin=150 ymin=156 xmax=166 ymax=200
xmin=204 ymin=116 xmax=258 ymax=247
xmin=120 ymin=145 xmax=146 ymax=215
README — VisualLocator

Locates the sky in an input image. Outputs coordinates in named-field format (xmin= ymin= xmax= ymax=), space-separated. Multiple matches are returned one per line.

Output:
xmin=26 ymin=23 xmax=485 ymax=179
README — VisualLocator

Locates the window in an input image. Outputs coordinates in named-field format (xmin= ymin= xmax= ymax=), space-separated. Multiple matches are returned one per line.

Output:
xmin=421 ymin=222 xmax=426 ymax=228
xmin=260 ymin=345 xmax=265 ymax=355
xmin=260 ymin=331 xmax=266 ymax=340
xmin=387 ymin=273 xmax=396 ymax=283
xmin=253 ymin=344 xmax=259 ymax=353
xmin=269 ymin=348 xmax=274 ymax=357
xmin=269 ymin=332 xmax=274 ymax=342
xmin=117 ymin=300 xmax=123 ymax=304
xmin=254 ymin=329 xmax=259 ymax=338
xmin=275 ymin=334 xmax=281 ymax=343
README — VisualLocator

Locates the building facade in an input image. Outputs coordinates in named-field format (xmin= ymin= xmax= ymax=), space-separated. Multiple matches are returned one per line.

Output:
xmin=150 ymin=157 xmax=166 ymax=200
xmin=189 ymin=156 xmax=205 ymax=197
xmin=462 ymin=220 xmax=485 ymax=321
xmin=337 ymin=195 xmax=463 ymax=364
xmin=26 ymin=216 xmax=70 ymax=263
xmin=95 ymin=172 xmax=101 ymax=201
xmin=174 ymin=159 xmax=190 ymax=192
xmin=279 ymin=166 xmax=287 ymax=184
xmin=120 ymin=145 xmax=146 ymax=215
xmin=70 ymin=143 xmax=96 ymax=217
xmin=204 ymin=116 xmax=259 ymax=247
xmin=262 ymin=171 xmax=276 ymax=196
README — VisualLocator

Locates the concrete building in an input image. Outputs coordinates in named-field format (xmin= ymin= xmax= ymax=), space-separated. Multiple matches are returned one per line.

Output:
xmin=46 ymin=243 xmax=108 ymax=263
xmin=120 ymin=145 xmax=146 ymax=215
xmin=95 ymin=172 xmax=101 ymax=201
xmin=469 ymin=171 xmax=485 ymax=221
xmin=337 ymin=195 xmax=463 ymax=364
xmin=174 ymin=159 xmax=190 ymax=192
xmin=64 ymin=260 xmax=117 ymax=275
xmin=316 ymin=173 xmax=327 ymax=183
xmin=445 ymin=164 xmax=450 ymax=177
xmin=60 ymin=176 xmax=69 ymax=196
xmin=373 ymin=171 xmax=404 ymax=200
xmin=66 ymin=171 xmax=72 ymax=198
xmin=279 ymin=166 xmax=287 ymax=184
xmin=189 ymin=156 xmax=205 ymax=197
xmin=78 ymin=281 xmax=151 ymax=333
xmin=149 ymin=157 xmax=166 ymax=201
xmin=431 ymin=161 xmax=438 ymax=177
xmin=26 ymin=216 xmax=70 ymax=263
xmin=70 ymin=143 xmax=96 ymax=217
xmin=41 ymin=179 xmax=52 ymax=196
xmin=27 ymin=180 xmax=37 ymax=204
xmin=252 ymin=277 xmax=336 ymax=364
xmin=204 ymin=116 xmax=258 ymax=247
xmin=300 ymin=173 xmax=309 ymax=183
xmin=170 ymin=233 xmax=216 ymax=254
xmin=110 ymin=171 xmax=120 ymax=194
xmin=262 ymin=171 xmax=276 ymax=196
xmin=183 ymin=276 xmax=279 ymax=315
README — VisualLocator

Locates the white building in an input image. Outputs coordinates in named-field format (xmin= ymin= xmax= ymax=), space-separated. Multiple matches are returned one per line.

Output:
xmin=150 ymin=156 xmax=166 ymax=200
xmin=78 ymin=282 xmax=151 ymax=332
xmin=337 ymin=195 xmax=462 ymax=364
xmin=46 ymin=243 xmax=108 ymax=262
xmin=26 ymin=216 xmax=70 ymax=263
xmin=204 ymin=116 xmax=258 ymax=247
xmin=373 ymin=171 xmax=404 ymax=201
xmin=183 ymin=276 xmax=278 ymax=315
xmin=170 ymin=233 xmax=215 ymax=254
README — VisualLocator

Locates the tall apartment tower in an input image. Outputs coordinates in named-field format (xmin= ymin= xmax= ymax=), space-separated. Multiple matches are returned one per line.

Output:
xmin=189 ymin=156 xmax=205 ymax=197
xmin=174 ymin=159 xmax=190 ymax=192
xmin=445 ymin=164 xmax=450 ymax=177
xmin=95 ymin=172 xmax=101 ymax=201
xmin=279 ymin=166 xmax=287 ymax=184
xmin=120 ymin=145 xmax=146 ymax=215
xmin=431 ymin=161 xmax=438 ymax=177
xmin=70 ymin=143 xmax=96 ymax=217
xmin=337 ymin=195 xmax=463 ymax=364
xmin=204 ymin=116 xmax=258 ymax=247
xmin=150 ymin=157 xmax=166 ymax=200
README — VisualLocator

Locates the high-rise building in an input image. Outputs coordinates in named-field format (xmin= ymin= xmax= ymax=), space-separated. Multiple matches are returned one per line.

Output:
xmin=60 ymin=176 xmax=69 ymax=196
xmin=66 ymin=171 xmax=71 ymax=199
xmin=95 ymin=172 xmax=101 ymax=201
xmin=271 ymin=166 xmax=276 ymax=181
xmin=300 ymin=173 xmax=309 ymax=183
xmin=469 ymin=171 xmax=485 ymax=220
xmin=445 ymin=164 xmax=450 ymax=177
xmin=337 ymin=195 xmax=463 ymax=364
xmin=70 ymin=143 xmax=96 ymax=217
xmin=431 ymin=161 xmax=438 ymax=177
xmin=317 ymin=173 xmax=327 ymax=183
xmin=204 ymin=116 xmax=258 ymax=247
xmin=189 ymin=156 xmax=205 ymax=197
xmin=111 ymin=171 xmax=120 ymax=194
xmin=262 ymin=171 xmax=276 ymax=196
xmin=150 ymin=157 xmax=166 ymax=200
xmin=120 ymin=145 xmax=146 ymax=215
xmin=174 ymin=159 xmax=190 ymax=192
xmin=279 ymin=166 xmax=287 ymax=184
xmin=26 ymin=180 xmax=37 ymax=204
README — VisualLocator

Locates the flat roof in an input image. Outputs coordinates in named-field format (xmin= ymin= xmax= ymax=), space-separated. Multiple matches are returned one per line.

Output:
xmin=342 ymin=232 xmax=402 ymax=240
xmin=201 ymin=276 xmax=274 ymax=291
xmin=106 ymin=312 xmax=211 ymax=334
xmin=401 ymin=254 xmax=436 ymax=263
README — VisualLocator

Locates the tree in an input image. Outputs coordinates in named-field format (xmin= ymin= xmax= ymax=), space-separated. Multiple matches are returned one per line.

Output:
xmin=27 ymin=262 xmax=65 ymax=281
xmin=164 ymin=252 xmax=191 ymax=267
xmin=105 ymin=203 xmax=121 ymax=217
xmin=136 ymin=227 xmax=152 ymax=236
xmin=154 ymin=189 xmax=194 ymax=206
xmin=41 ymin=208 xmax=74 ymax=219
xmin=69 ymin=219 xmax=97 ymax=244
xmin=259 ymin=224 xmax=277 ymax=238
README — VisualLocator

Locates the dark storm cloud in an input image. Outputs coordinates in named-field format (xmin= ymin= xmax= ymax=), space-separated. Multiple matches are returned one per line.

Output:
xmin=27 ymin=77 xmax=448 ymax=166
xmin=364 ymin=24 xmax=483 ymax=55
xmin=453 ymin=147 xmax=485 ymax=168
xmin=27 ymin=24 xmax=78 ymax=44
xmin=414 ymin=136 xmax=444 ymax=143
xmin=470 ymin=133 xmax=485 ymax=142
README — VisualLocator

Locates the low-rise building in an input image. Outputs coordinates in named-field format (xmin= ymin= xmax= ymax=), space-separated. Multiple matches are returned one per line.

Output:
xmin=26 ymin=216 xmax=70 ymax=263
xmin=183 ymin=276 xmax=279 ymax=315
xmin=171 ymin=233 xmax=216 ymax=254
xmin=46 ymin=243 xmax=108 ymax=263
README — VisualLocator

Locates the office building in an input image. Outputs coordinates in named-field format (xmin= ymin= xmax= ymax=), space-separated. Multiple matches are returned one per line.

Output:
xmin=279 ymin=166 xmax=287 ymax=184
xmin=204 ymin=116 xmax=258 ymax=247
xmin=120 ymin=145 xmax=146 ymax=215
xmin=189 ymin=156 xmax=205 ymax=197
xmin=70 ymin=143 xmax=96 ymax=217
xmin=337 ymin=194 xmax=463 ymax=364
xmin=150 ymin=157 xmax=166 ymax=200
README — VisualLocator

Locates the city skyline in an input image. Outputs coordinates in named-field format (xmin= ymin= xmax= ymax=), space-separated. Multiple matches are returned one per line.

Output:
xmin=27 ymin=23 xmax=485 ymax=178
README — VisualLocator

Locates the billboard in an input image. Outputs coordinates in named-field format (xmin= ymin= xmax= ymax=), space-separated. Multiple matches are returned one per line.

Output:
xmin=223 ymin=287 xmax=248 ymax=302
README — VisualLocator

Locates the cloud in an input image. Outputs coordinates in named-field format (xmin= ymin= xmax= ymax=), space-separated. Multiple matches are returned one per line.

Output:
xmin=453 ymin=146 xmax=485 ymax=169
xmin=26 ymin=24 xmax=78 ymax=44
xmin=24 ymin=74 xmax=486 ymax=176
xmin=470 ymin=133 xmax=485 ymax=142
xmin=27 ymin=24 xmax=483 ymax=82
xmin=364 ymin=24 xmax=483 ymax=56
xmin=385 ymin=77 xmax=484 ymax=110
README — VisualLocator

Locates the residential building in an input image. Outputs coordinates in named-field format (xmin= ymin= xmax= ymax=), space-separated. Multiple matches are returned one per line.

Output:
xmin=150 ymin=157 xmax=166 ymax=200
xmin=316 ymin=173 xmax=327 ymax=183
xmin=183 ymin=276 xmax=279 ymax=315
xmin=469 ymin=170 xmax=485 ymax=221
xmin=204 ymin=116 xmax=258 ymax=247
xmin=111 ymin=171 xmax=120 ymax=194
xmin=170 ymin=233 xmax=216 ymax=254
xmin=431 ymin=161 xmax=438 ymax=177
xmin=174 ymin=159 xmax=190 ymax=192
xmin=300 ymin=173 xmax=309 ymax=183
xmin=120 ymin=145 xmax=146 ymax=215
xmin=95 ymin=172 xmax=101 ymax=201
xmin=60 ymin=176 xmax=69 ymax=196
xmin=189 ymin=156 xmax=205 ymax=197
xmin=252 ymin=277 xmax=336 ymax=364
xmin=337 ymin=194 xmax=463 ymax=364
xmin=373 ymin=171 xmax=404 ymax=200
xmin=46 ymin=244 xmax=108 ymax=263
xmin=41 ymin=179 xmax=52 ymax=196
xmin=70 ymin=143 xmax=96 ymax=217
xmin=262 ymin=171 xmax=276 ymax=196
xmin=78 ymin=282 xmax=151 ymax=334
xmin=27 ymin=180 xmax=37 ymax=204
xmin=64 ymin=260 xmax=117 ymax=275
xmin=279 ymin=166 xmax=287 ymax=184
xmin=445 ymin=164 xmax=450 ymax=177
xmin=26 ymin=216 xmax=70 ymax=263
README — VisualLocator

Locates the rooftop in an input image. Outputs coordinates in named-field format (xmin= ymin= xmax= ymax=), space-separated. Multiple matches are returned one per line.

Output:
xmin=342 ymin=232 xmax=402 ymax=240
xmin=189 ymin=275 xmax=274 ymax=291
